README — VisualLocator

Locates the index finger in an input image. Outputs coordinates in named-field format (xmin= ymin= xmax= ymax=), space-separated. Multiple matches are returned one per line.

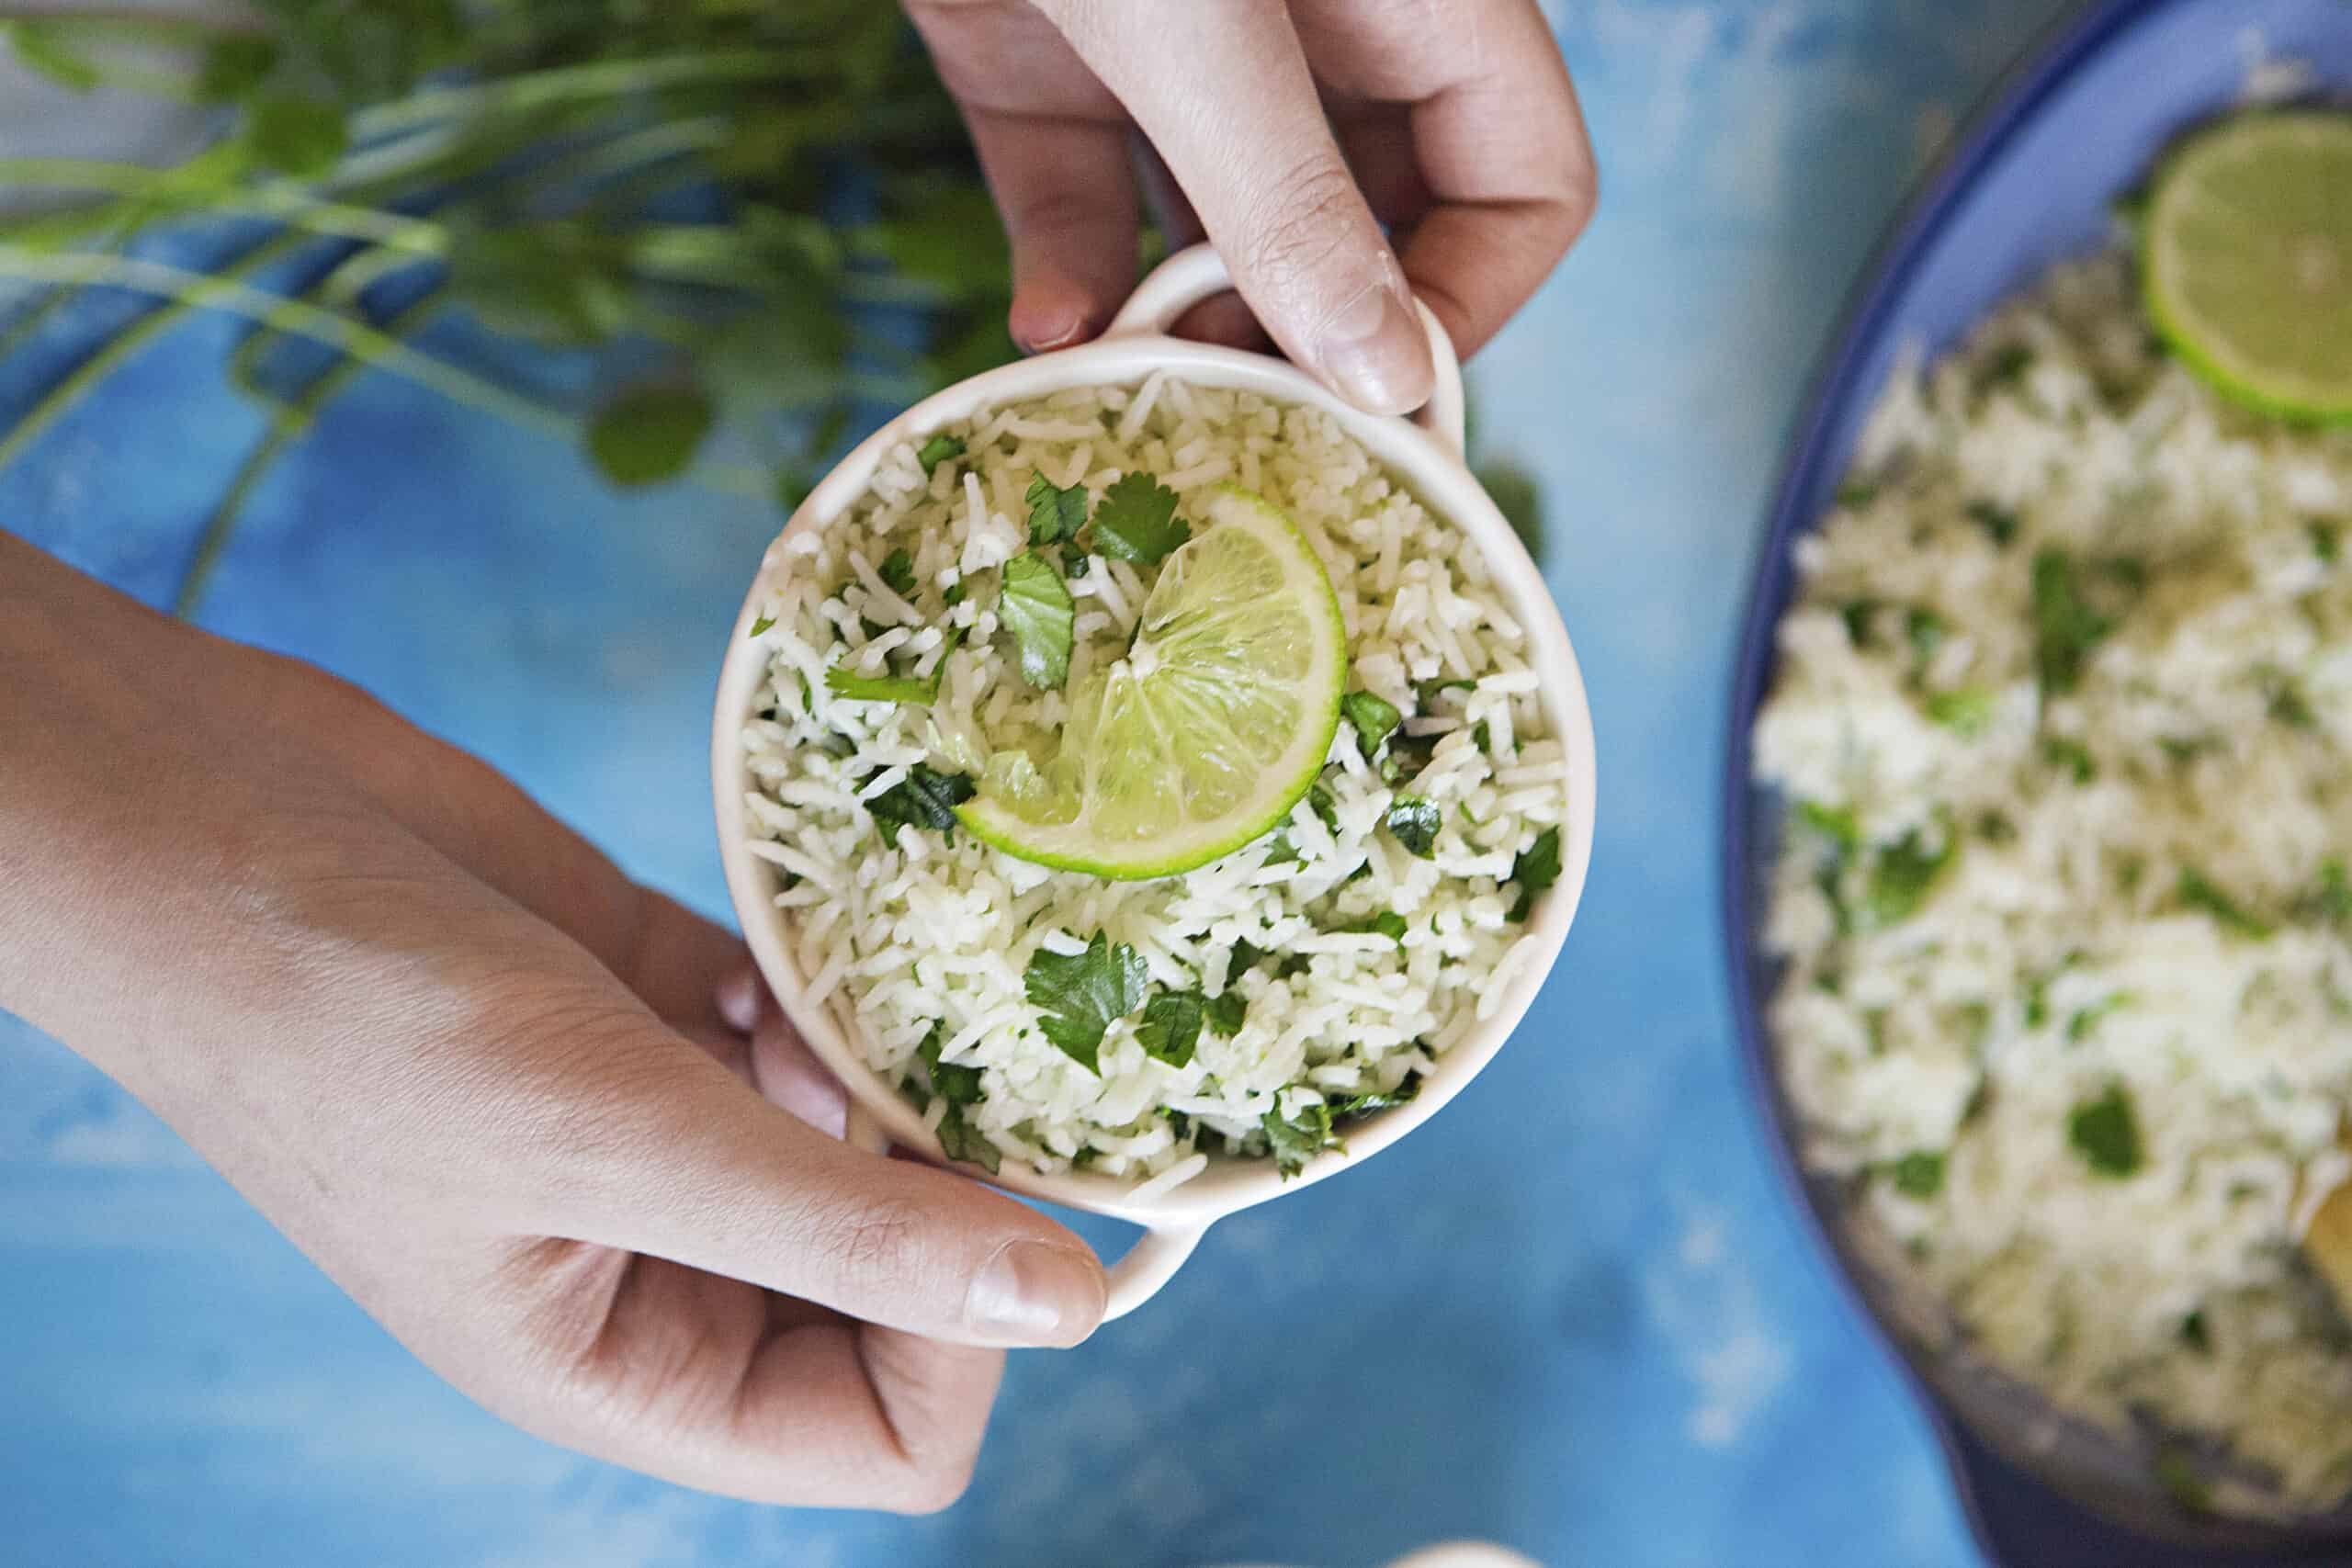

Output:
xmin=1294 ymin=0 xmax=1597 ymax=356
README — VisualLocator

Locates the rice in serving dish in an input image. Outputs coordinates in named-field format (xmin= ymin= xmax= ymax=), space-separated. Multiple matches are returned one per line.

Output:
xmin=1754 ymin=252 xmax=2352 ymax=1510
xmin=736 ymin=376 xmax=1573 ymax=1191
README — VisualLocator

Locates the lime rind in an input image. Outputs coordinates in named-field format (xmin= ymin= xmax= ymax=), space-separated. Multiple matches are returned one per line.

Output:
xmin=956 ymin=485 xmax=1347 ymax=881
xmin=2143 ymin=110 xmax=2352 ymax=425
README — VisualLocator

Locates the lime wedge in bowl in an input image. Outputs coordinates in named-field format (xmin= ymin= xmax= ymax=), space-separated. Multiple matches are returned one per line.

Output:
xmin=958 ymin=484 xmax=1347 ymax=880
xmin=2144 ymin=110 xmax=2352 ymax=423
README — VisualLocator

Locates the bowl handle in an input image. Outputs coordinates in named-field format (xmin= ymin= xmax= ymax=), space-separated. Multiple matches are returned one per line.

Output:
xmin=843 ymin=1103 xmax=1206 ymax=1322
xmin=1105 ymin=243 xmax=1467 ymax=460
xmin=1102 ymin=1218 xmax=1210 ymax=1321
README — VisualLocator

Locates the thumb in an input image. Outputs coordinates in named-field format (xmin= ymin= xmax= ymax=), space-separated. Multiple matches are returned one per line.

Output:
xmin=544 ymin=1039 xmax=1107 ymax=1348
xmin=1047 ymin=0 xmax=1435 ymax=414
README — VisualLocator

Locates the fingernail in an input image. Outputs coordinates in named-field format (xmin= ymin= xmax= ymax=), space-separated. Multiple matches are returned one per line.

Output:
xmin=1317 ymin=272 xmax=1432 ymax=416
xmin=966 ymin=1240 xmax=1104 ymax=1347
xmin=716 ymin=968 xmax=761 ymax=1033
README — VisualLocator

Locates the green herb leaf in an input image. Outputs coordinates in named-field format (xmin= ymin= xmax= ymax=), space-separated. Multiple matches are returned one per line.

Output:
xmin=865 ymin=764 xmax=976 ymax=848
xmin=1339 ymin=910 xmax=1408 ymax=943
xmin=916 ymin=433 xmax=966 ymax=477
xmin=2302 ymin=859 xmax=2351 ymax=925
xmin=999 ymin=551 xmax=1074 ymax=689
xmin=933 ymin=1100 xmax=1000 ymax=1174
xmin=1136 ymin=991 xmax=1204 ymax=1067
xmin=1967 ymin=501 xmax=2020 ymax=547
xmin=1260 ymin=830 xmax=1301 ymax=866
xmin=878 ymin=547 xmax=918 ymax=599
xmin=1924 ymin=687 xmax=1996 ymax=737
xmin=2041 ymin=735 xmax=2097 ymax=784
xmin=1307 ymin=778 xmax=1340 ymax=833
xmin=1795 ymin=800 xmax=1862 ymax=855
xmin=749 ymin=614 xmax=775 ymax=637
xmin=244 ymin=92 xmax=351 ymax=179
xmin=1091 ymin=472 xmax=1188 ymax=563
xmin=1261 ymin=1097 xmax=1338 ymax=1179
xmin=1836 ymin=480 xmax=1880 ymax=509
xmin=1509 ymin=825 xmax=1563 ymax=922
xmin=2068 ymin=1083 xmax=2143 ymax=1179
xmin=1905 ymin=606 xmax=1946 ymax=662
xmin=2179 ymin=1309 xmax=2212 ymax=1356
xmin=1023 ymin=932 xmax=1147 ymax=1074
xmin=2266 ymin=671 xmax=2317 ymax=730
xmin=4 ymin=20 xmax=100 ymax=91
xmin=917 ymin=1023 xmax=984 ymax=1106
xmin=1024 ymin=473 xmax=1088 ymax=546
xmin=1205 ymin=990 xmax=1247 ymax=1037
xmin=1860 ymin=826 xmax=1956 ymax=931
xmin=1890 ymin=1149 xmax=1945 ymax=1199
xmin=1415 ymin=676 xmax=1476 ymax=710
xmin=2178 ymin=867 xmax=2273 ymax=940
xmin=587 ymin=382 xmax=714 ymax=488
xmin=825 ymin=626 xmax=962 ymax=707
xmin=1341 ymin=691 xmax=1402 ymax=754
xmin=195 ymin=34 xmax=279 ymax=103
xmin=2031 ymin=549 xmax=2113 ymax=695
xmin=1973 ymin=343 xmax=2036 ymax=392
xmin=2065 ymin=993 xmax=2132 ymax=1043
xmin=1331 ymin=1074 xmax=1421 ymax=1120
xmin=2312 ymin=520 xmax=2341 ymax=565
xmin=1385 ymin=795 xmax=1442 ymax=858
xmin=1839 ymin=598 xmax=1879 ymax=648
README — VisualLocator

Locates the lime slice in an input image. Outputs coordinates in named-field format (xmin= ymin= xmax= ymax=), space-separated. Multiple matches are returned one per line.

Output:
xmin=958 ymin=485 xmax=1347 ymax=880
xmin=2144 ymin=110 xmax=2352 ymax=423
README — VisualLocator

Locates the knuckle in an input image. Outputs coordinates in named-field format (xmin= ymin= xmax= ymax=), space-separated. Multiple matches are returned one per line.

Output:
xmin=1241 ymin=152 xmax=1365 ymax=288
xmin=819 ymin=1189 xmax=932 ymax=1288
xmin=894 ymin=1450 xmax=979 ymax=1515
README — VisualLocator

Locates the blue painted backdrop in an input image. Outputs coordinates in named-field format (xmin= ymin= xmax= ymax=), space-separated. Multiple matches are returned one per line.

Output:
xmin=1 ymin=2 xmax=2079 ymax=1563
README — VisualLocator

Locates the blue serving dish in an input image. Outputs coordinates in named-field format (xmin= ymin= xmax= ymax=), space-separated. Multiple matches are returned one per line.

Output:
xmin=1722 ymin=1 xmax=2352 ymax=1562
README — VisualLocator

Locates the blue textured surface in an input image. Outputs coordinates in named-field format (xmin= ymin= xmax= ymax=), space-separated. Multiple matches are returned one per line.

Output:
xmin=0 ymin=3 xmax=2157 ymax=1563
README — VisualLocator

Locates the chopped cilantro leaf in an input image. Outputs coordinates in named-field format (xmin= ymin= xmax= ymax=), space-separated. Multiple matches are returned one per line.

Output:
xmin=2178 ymin=867 xmax=2273 ymax=940
xmin=1136 ymin=991 xmax=1204 ymax=1067
xmin=916 ymin=433 xmax=966 ymax=476
xmin=1414 ymin=676 xmax=1476 ymax=709
xmin=1890 ymin=1149 xmax=1945 ymax=1200
xmin=1229 ymin=939 xmax=1268 ymax=976
xmin=999 ymin=551 xmax=1074 ymax=689
xmin=1204 ymin=990 xmax=1247 ymax=1037
xmin=2266 ymin=671 xmax=2317 ymax=730
xmin=2179 ymin=1310 xmax=2212 ymax=1356
xmin=1966 ymin=501 xmax=2020 ymax=547
xmin=1060 ymin=543 xmax=1090 ymax=577
xmin=1508 ymin=825 xmax=1562 ymax=922
xmin=1341 ymin=691 xmax=1402 ymax=753
xmin=824 ymin=627 xmax=962 ymax=706
xmin=1339 ymin=910 xmax=1408 ymax=943
xmin=933 ymin=1101 xmax=1000 ymax=1173
xmin=1307 ymin=779 xmax=1340 ymax=833
xmin=1331 ymin=1074 xmax=1420 ymax=1120
xmin=1905 ymin=606 xmax=1946 ymax=662
xmin=1091 ymin=472 xmax=1189 ymax=563
xmin=1385 ymin=795 xmax=1442 ymax=858
xmin=1795 ymin=800 xmax=1862 ymax=854
xmin=878 ymin=547 xmax=918 ymax=599
xmin=2312 ymin=520 xmax=2341 ymax=565
xmin=1836 ymin=479 xmax=1879 ymax=508
xmin=2302 ymin=859 xmax=2351 ymax=925
xmin=1839 ymin=598 xmax=1879 ymax=648
xmin=749 ymin=613 xmax=775 ymax=637
xmin=1261 ymin=1098 xmax=1337 ymax=1179
xmin=1860 ymin=825 xmax=1956 ymax=931
xmin=1923 ymin=687 xmax=1995 ymax=737
xmin=2031 ymin=548 xmax=2113 ymax=694
xmin=1024 ymin=472 xmax=1088 ymax=545
xmin=1974 ymin=342 xmax=2035 ymax=392
xmin=865 ymin=764 xmax=976 ymax=847
xmin=2041 ymin=735 xmax=2097 ymax=784
xmin=1023 ymin=933 xmax=1147 ymax=1074
xmin=917 ymin=1023 xmax=984 ymax=1105
xmin=1260 ymin=830 xmax=1301 ymax=866
xmin=2065 ymin=993 xmax=2131 ymax=1043
xmin=2068 ymin=1082 xmax=2143 ymax=1179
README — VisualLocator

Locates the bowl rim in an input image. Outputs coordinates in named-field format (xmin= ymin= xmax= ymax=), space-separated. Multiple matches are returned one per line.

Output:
xmin=712 ymin=326 xmax=1597 ymax=1231
xmin=1720 ymin=0 xmax=2352 ymax=1555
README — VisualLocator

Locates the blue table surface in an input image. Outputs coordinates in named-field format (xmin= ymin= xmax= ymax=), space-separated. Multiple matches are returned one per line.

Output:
xmin=1 ymin=3 xmax=2088 ymax=1563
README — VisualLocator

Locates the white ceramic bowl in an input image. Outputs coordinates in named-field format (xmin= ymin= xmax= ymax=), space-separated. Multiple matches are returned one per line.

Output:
xmin=712 ymin=246 xmax=1597 ymax=1317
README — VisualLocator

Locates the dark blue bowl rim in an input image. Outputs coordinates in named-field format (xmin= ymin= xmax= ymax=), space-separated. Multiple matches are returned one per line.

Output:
xmin=1720 ymin=0 xmax=2352 ymax=1559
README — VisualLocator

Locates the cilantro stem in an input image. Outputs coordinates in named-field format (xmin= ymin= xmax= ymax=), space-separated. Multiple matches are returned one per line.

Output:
xmin=349 ymin=51 xmax=819 ymax=141
xmin=0 ymin=159 xmax=445 ymax=253
xmin=0 ymin=244 xmax=572 ymax=440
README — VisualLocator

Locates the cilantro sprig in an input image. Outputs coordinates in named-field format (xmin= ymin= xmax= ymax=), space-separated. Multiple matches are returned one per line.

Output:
xmin=1000 ymin=551 xmax=1075 ymax=689
xmin=1091 ymin=472 xmax=1189 ymax=564
xmin=1023 ymin=932 xmax=1148 ymax=1074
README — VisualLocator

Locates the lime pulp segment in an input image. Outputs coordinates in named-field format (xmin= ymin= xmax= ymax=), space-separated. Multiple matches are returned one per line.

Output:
xmin=957 ymin=485 xmax=1348 ymax=880
xmin=2144 ymin=111 xmax=2352 ymax=423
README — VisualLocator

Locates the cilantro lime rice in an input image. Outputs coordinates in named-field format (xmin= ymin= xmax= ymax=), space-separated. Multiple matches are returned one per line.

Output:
xmin=1755 ymin=253 xmax=2352 ymax=1511
xmin=737 ymin=375 xmax=1572 ymax=1188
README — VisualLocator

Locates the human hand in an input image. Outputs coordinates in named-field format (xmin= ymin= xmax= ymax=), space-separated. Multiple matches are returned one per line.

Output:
xmin=908 ymin=0 xmax=1597 ymax=414
xmin=0 ymin=536 xmax=1106 ymax=1510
